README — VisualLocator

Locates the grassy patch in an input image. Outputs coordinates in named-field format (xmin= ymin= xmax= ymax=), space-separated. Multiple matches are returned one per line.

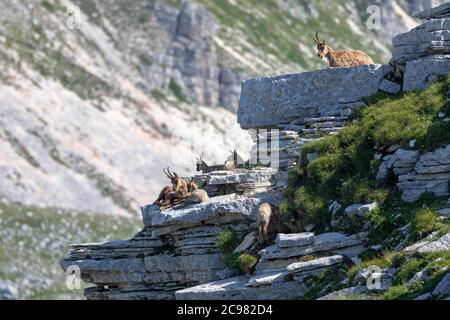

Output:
xmin=237 ymin=254 xmax=258 ymax=275
xmin=216 ymin=229 xmax=257 ymax=273
xmin=0 ymin=200 xmax=141 ymax=299
xmin=409 ymin=208 xmax=439 ymax=242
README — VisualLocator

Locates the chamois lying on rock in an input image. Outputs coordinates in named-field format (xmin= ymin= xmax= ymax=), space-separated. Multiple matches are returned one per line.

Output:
xmin=310 ymin=31 xmax=374 ymax=67
xmin=154 ymin=169 xmax=209 ymax=210
xmin=153 ymin=167 xmax=188 ymax=208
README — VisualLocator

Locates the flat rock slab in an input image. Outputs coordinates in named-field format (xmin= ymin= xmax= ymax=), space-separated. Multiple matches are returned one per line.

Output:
xmin=275 ymin=232 xmax=315 ymax=248
xmin=141 ymin=195 xmax=262 ymax=227
xmin=206 ymin=168 xmax=277 ymax=185
xmin=238 ymin=65 xmax=386 ymax=129
xmin=258 ymin=232 xmax=367 ymax=261
xmin=432 ymin=273 xmax=450 ymax=297
xmin=287 ymin=255 xmax=344 ymax=274
xmin=174 ymin=276 xmax=307 ymax=300
xmin=317 ymin=285 xmax=369 ymax=300
xmin=405 ymin=232 xmax=450 ymax=253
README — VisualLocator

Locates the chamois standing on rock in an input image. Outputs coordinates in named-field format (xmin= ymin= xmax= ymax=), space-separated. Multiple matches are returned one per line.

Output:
xmin=257 ymin=203 xmax=273 ymax=245
xmin=310 ymin=31 xmax=374 ymax=67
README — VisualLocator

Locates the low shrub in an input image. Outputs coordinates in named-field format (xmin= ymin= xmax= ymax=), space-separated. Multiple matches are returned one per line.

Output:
xmin=237 ymin=254 xmax=258 ymax=275
xmin=409 ymin=208 xmax=439 ymax=242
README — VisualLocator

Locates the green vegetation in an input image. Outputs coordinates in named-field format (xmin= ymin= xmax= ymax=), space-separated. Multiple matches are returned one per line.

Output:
xmin=169 ymin=78 xmax=188 ymax=103
xmin=216 ymin=229 xmax=258 ymax=274
xmin=301 ymin=265 xmax=349 ymax=300
xmin=151 ymin=88 xmax=167 ymax=101
xmin=409 ymin=208 xmax=439 ymax=242
xmin=0 ymin=200 xmax=141 ymax=299
xmin=199 ymin=0 xmax=386 ymax=71
xmin=281 ymin=78 xmax=450 ymax=233
xmin=348 ymin=251 xmax=450 ymax=300
xmin=216 ymin=229 xmax=240 ymax=269
xmin=237 ymin=254 xmax=258 ymax=275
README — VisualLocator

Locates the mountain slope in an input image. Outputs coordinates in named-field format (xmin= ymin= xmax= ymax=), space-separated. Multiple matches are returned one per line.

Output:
xmin=0 ymin=0 xmax=445 ymax=216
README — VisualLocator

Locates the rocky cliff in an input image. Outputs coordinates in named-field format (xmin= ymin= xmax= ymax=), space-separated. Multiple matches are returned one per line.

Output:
xmin=61 ymin=3 xmax=450 ymax=300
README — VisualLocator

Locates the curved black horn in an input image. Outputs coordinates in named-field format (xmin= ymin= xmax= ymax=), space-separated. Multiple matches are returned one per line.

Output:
xmin=316 ymin=31 xmax=324 ymax=44
xmin=309 ymin=33 xmax=319 ymax=44
xmin=167 ymin=167 xmax=176 ymax=179
xmin=163 ymin=167 xmax=171 ymax=179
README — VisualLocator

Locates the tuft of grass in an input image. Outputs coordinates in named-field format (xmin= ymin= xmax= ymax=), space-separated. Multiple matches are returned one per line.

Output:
xmin=237 ymin=254 xmax=258 ymax=275
xmin=216 ymin=229 xmax=240 ymax=269
xmin=409 ymin=208 xmax=439 ymax=242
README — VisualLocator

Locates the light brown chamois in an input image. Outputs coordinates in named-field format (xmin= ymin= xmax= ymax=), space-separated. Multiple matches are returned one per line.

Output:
xmin=154 ymin=167 xmax=188 ymax=208
xmin=171 ymin=178 xmax=209 ymax=209
xmin=310 ymin=31 xmax=374 ymax=68
xmin=257 ymin=203 xmax=273 ymax=245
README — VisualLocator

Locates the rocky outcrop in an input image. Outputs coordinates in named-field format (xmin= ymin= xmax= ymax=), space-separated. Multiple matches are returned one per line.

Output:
xmin=163 ymin=1 xmax=245 ymax=110
xmin=237 ymin=65 xmax=387 ymax=129
xmin=193 ymin=168 xmax=277 ymax=196
xmin=177 ymin=232 xmax=367 ymax=300
xmin=61 ymin=192 xmax=263 ymax=299
xmin=377 ymin=145 xmax=450 ymax=202
xmin=391 ymin=3 xmax=450 ymax=91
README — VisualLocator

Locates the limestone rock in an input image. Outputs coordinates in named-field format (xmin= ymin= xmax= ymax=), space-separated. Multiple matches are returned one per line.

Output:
xmin=275 ymin=233 xmax=315 ymax=248
xmin=432 ymin=273 xmax=450 ymax=297
xmin=238 ymin=65 xmax=386 ymax=129
xmin=257 ymin=232 xmax=367 ymax=269
xmin=234 ymin=232 xmax=257 ymax=254
xmin=286 ymin=255 xmax=344 ymax=275
xmin=141 ymin=195 xmax=261 ymax=228
xmin=397 ymin=145 xmax=450 ymax=201
xmin=405 ymin=232 xmax=450 ymax=253
xmin=413 ymin=3 xmax=450 ymax=20
xmin=438 ymin=207 xmax=450 ymax=217
xmin=175 ymin=276 xmax=307 ymax=300
xmin=415 ymin=292 xmax=432 ymax=300
xmin=317 ymin=285 xmax=368 ymax=300
xmin=403 ymin=56 xmax=450 ymax=91
xmin=0 ymin=281 xmax=18 ymax=300
xmin=379 ymin=79 xmax=401 ymax=94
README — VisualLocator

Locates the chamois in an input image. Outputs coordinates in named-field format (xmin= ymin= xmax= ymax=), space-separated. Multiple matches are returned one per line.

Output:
xmin=171 ymin=178 xmax=209 ymax=209
xmin=310 ymin=31 xmax=374 ymax=68
xmin=153 ymin=167 xmax=188 ymax=208
xmin=257 ymin=203 xmax=273 ymax=245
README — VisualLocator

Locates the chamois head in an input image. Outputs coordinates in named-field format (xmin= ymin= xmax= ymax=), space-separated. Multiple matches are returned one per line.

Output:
xmin=163 ymin=167 xmax=184 ymax=192
xmin=187 ymin=177 xmax=199 ymax=193
xmin=310 ymin=31 xmax=330 ymax=59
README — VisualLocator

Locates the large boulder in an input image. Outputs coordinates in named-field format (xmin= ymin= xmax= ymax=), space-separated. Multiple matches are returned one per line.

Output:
xmin=403 ymin=56 xmax=450 ymax=91
xmin=237 ymin=65 xmax=387 ymax=129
